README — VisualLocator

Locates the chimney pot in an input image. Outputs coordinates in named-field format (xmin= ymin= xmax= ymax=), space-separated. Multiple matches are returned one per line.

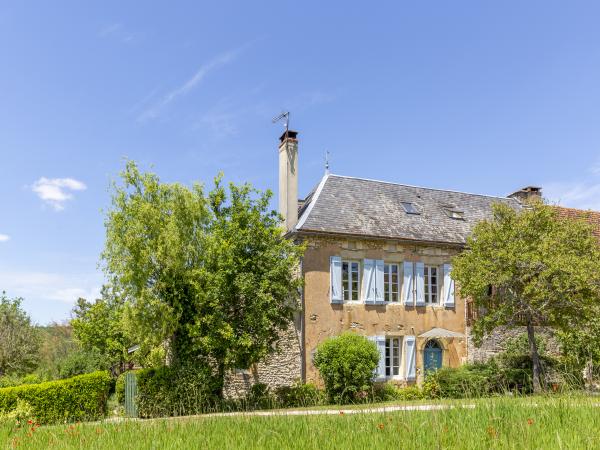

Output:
xmin=508 ymin=186 xmax=543 ymax=203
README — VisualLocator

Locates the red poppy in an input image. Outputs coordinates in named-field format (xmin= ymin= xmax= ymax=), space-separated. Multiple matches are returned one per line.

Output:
xmin=527 ymin=418 xmax=534 ymax=426
xmin=378 ymin=423 xmax=385 ymax=430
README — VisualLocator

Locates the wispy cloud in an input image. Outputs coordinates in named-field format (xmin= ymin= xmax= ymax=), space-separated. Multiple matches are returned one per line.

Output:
xmin=137 ymin=45 xmax=248 ymax=123
xmin=0 ymin=234 xmax=9 ymax=242
xmin=99 ymin=23 xmax=139 ymax=44
xmin=0 ymin=270 xmax=101 ymax=305
xmin=545 ymin=157 xmax=600 ymax=211
xmin=544 ymin=181 xmax=600 ymax=211
xmin=31 ymin=177 xmax=87 ymax=211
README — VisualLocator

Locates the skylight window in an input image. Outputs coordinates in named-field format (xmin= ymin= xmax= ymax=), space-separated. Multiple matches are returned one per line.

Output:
xmin=401 ymin=202 xmax=420 ymax=215
xmin=444 ymin=208 xmax=465 ymax=220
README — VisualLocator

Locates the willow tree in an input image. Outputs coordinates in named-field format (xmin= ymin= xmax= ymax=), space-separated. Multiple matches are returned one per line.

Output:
xmin=452 ymin=202 xmax=600 ymax=392
xmin=102 ymin=161 xmax=303 ymax=391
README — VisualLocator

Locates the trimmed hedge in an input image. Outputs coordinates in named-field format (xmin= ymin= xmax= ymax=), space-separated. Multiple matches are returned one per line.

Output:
xmin=0 ymin=371 xmax=113 ymax=424
xmin=136 ymin=364 xmax=219 ymax=418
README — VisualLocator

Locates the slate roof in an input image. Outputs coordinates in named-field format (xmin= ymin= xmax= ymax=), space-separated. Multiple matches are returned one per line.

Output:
xmin=295 ymin=174 xmax=521 ymax=245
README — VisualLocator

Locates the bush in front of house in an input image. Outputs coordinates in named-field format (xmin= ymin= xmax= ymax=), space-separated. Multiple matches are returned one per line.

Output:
xmin=313 ymin=332 xmax=379 ymax=403
xmin=136 ymin=364 xmax=219 ymax=418
xmin=372 ymin=383 xmax=425 ymax=402
xmin=423 ymin=361 xmax=532 ymax=399
xmin=0 ymin=371 xmax=113 ymax=424
xmin=275 ymin=381 xmax=326 ymax=408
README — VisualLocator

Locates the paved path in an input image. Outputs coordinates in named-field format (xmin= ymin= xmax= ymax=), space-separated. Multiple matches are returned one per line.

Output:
xmin=160 ymin=403 xmax=477 ymax=421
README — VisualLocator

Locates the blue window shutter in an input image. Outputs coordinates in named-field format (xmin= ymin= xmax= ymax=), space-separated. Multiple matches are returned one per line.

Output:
xmin=375 ymin=260 xmax=385 ymax=303
xmin=330 ymin=256 xmax=342 ymax=303
xmin=376 ymin=336 xmax=386 ymax=379
xmin=405 ymin=335 xmax=416 ymax=380
xmin=443 ymin=263 xmax=455 ymax=308
xmin=363 ymin=259 xmax=375 ymax=303
xmin=415 ymin=262 xmax=425 ymax=306
xmin=402 ymin=262 xmax=414 ymax=305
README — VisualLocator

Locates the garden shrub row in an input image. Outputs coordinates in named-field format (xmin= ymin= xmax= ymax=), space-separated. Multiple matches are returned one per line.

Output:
xmin=0 ymin=371 xmax=113 ymax=424
xmin=135 ymin=364 xmax=220 ymax=418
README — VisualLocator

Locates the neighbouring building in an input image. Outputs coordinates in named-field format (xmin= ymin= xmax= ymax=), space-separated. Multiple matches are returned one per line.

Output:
xmin=224 ymin=130 xmax=600 ymax=396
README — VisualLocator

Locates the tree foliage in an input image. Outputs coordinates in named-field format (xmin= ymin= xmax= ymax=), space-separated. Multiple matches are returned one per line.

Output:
xmin=452 ymin=202 xmax=600 ymax=391
xmin=71 ymin=286 xmax=130 ymax=368
xmin=0 ymin=293 xmax=40 ymax=376
xmin=102 ymin=161 xmax=303 ymax=387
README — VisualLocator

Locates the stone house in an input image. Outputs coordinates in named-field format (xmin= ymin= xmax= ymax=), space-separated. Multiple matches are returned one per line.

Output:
xmin=224 ymin=130 xmax=599 ymax=396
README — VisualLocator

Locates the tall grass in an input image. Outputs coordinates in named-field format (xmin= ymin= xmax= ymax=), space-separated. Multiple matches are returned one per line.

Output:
xmin=2 ymin=395 xmax=600 ymax=449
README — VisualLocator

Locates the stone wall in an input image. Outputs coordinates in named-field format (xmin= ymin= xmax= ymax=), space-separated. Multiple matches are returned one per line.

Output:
xmin=466 ymin=325 xmax=561 ymax=363
xmin=223 ymin=320 xmax=302 ymax=399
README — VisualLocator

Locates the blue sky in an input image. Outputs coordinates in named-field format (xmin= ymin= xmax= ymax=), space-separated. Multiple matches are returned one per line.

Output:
xmin=1 ymin=1 xmax=600 ymax=324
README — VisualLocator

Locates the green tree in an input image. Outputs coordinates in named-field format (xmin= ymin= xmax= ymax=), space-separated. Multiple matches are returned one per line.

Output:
xmin=0 ymin=293 xmax=40 ymax=376
xmin=453 ymin=202 xmax=600 ymax=392
xmin=102 ymin=161 xmax=303 ymax=392
xmin=71 ymin=286 xmax=130 ymax=368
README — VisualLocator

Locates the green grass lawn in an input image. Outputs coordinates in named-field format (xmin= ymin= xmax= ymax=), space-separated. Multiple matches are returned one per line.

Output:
xmin=2 ymin=395 xmax=600 ymax=449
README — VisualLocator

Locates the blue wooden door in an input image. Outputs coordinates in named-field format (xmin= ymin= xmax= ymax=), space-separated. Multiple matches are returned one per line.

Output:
xmin=424 ymin=342 xmax=443 ymax=373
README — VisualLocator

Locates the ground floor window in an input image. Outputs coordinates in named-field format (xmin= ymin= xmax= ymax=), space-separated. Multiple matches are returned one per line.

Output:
xmin=385 ymin=337 xmax=401 ymax=377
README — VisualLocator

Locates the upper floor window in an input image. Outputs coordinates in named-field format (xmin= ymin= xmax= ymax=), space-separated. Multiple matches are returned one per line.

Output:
xmin=424 ymin=265 xmax=439 ymax=304
xmin=383 ymin=263 xmax=399 ymax=302
xmin=342 ymin=260 xmax=360 ymax=301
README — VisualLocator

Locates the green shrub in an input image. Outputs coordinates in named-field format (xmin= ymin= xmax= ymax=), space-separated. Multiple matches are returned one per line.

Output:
xmin=275 ymin=382 xmax=326 ymax=408
xmin=372 ymin=383 xmax=400 ymax=402
xmin=313 ymin=333 xmax=379 ymax=403
xmin=0 ymin=399 xmax=36 ymax=425
xmin=243 ymin=383 xmax=277 ymax=410
xmin=136 ymin=364 xmax=219 ymax=418
xmin=0 ymin=371 xmax=113 ymax=424
xmin=396 ymin=385 xmax=424 ymax=401
xmin=424 ymin=362 xmax=533 ymax=399
xmin=56 ymin=348 xmax=110 ymax=379
xmin=372 ymin=383 xmax=424 ymax=402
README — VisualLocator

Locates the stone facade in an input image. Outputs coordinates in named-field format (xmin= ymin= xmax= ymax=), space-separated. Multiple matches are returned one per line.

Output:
xmin=466 ymin=325 xmax=561 ymax=363
xmin=223 ymin=320 xmax=302 ymax=399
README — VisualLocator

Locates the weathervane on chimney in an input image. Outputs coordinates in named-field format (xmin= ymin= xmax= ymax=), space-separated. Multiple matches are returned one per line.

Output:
xmin=325 ymin=150 xmax=330 ymax=175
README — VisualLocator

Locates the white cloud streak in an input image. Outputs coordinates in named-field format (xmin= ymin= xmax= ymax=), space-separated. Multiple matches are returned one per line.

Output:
xmin=99 ymin=23 xmax=138 ymax=44
xmin=137 ymin=46 xmax=245 ymax=123
xmin=0 ymin=234 xmax=9 ymax=242
xmin=544 ymin=181 xmax=600 ymax=211
xmin=31 ymin=177 xmax=87 ymax=211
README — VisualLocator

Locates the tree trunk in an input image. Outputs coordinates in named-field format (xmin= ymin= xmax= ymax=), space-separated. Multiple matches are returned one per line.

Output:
xmin=526 ymin=318 xmax=543 ymax=393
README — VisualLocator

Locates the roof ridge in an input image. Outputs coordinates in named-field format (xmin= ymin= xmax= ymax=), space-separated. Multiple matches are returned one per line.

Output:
xmin=328 ymin=174 xmax=519 ymax=202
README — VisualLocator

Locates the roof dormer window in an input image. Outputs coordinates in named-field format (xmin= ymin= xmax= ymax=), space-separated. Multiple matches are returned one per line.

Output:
xmin=401 ymin=202 xmax=420 ymax=215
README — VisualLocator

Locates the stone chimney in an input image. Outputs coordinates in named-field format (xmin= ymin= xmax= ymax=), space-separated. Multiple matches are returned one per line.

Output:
xmin=278 ymin=130 xmax=299 ymax=231
xmin=508 ymin=186 xmax=543 ymax=204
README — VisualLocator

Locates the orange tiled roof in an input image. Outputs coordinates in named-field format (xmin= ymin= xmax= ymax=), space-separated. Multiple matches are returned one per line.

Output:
xmin=554 ymin=206 xmax=600 ymax=241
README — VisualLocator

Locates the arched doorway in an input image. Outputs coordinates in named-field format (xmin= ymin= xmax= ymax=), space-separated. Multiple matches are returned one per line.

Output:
xmin=423 ymin=340 xmax=443 ymax=373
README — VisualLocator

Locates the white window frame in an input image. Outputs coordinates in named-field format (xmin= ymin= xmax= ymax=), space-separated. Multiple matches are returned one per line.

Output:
xmin=424 ymin=265 xmax=440 ymax=304
xmin=383 ymin=263 xmax=400 ymax=303
xmin=342 ymin=260 xmax=360 ymax=301
xmin=385 ymin=337 xmax=402 ymax=378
